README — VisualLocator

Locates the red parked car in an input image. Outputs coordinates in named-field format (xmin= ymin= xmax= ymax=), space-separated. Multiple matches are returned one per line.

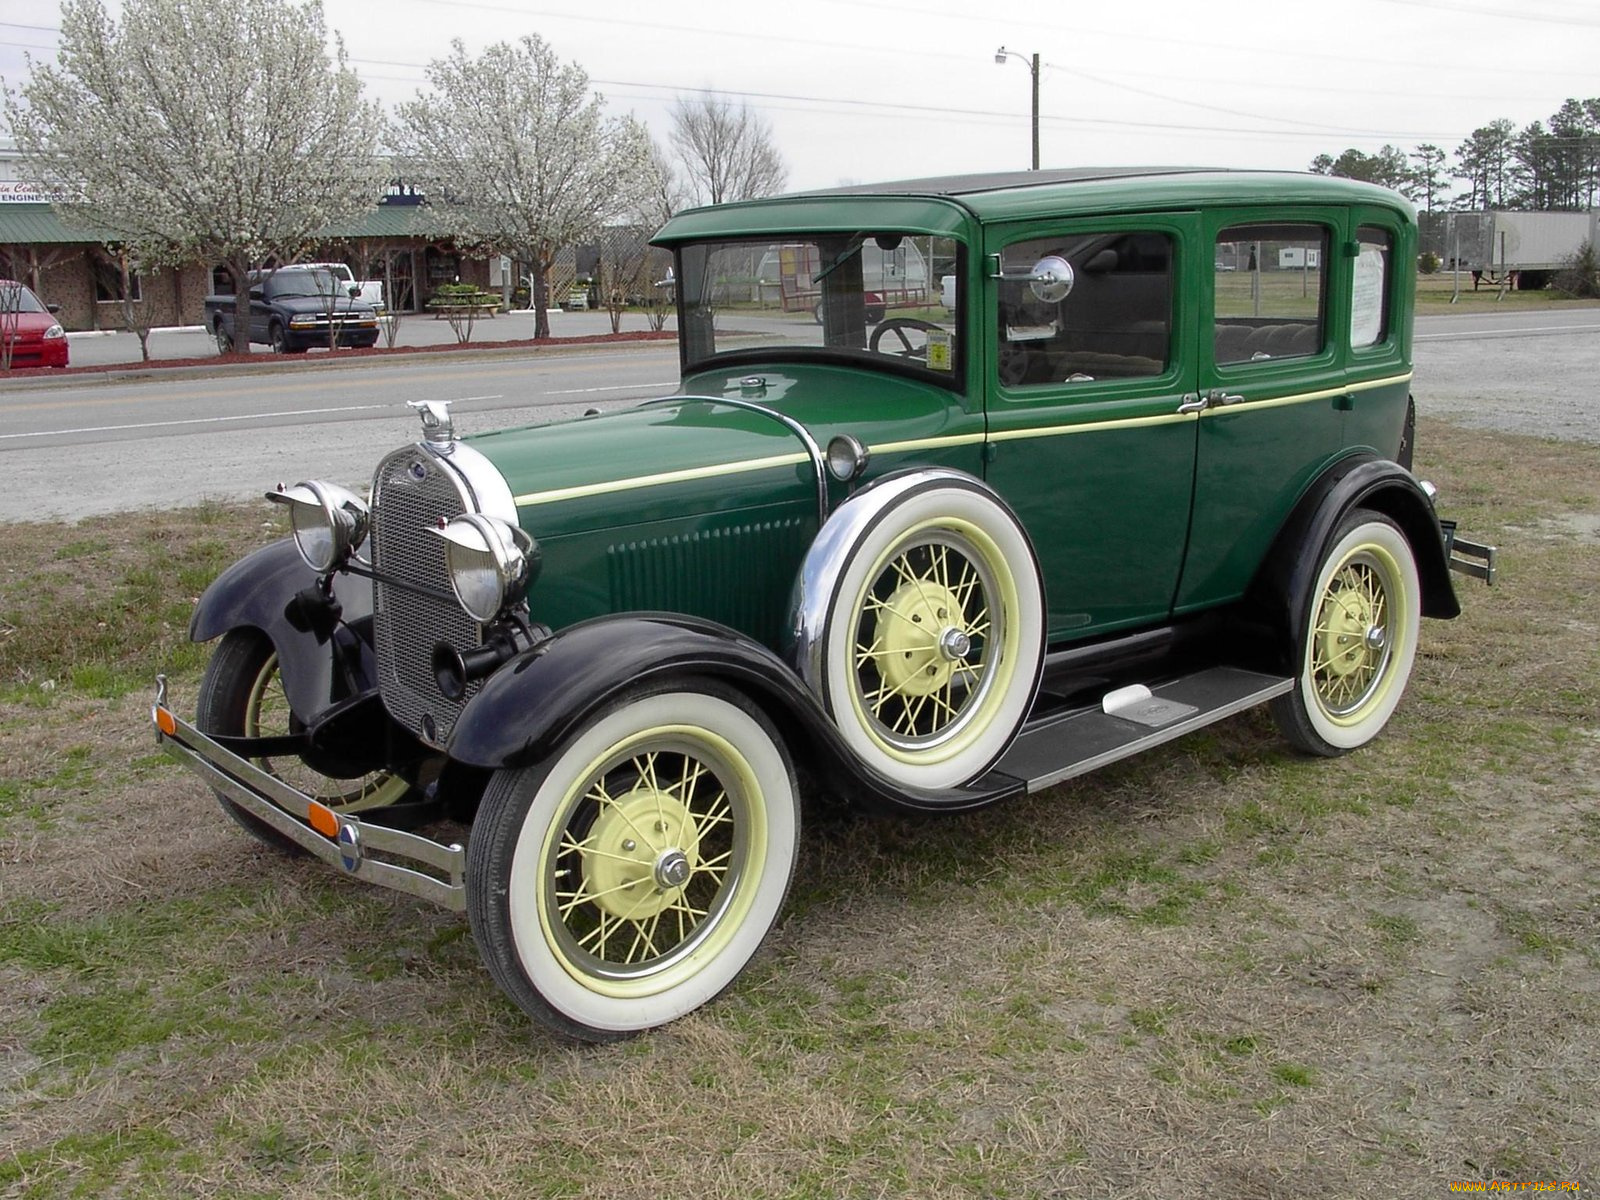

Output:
xmin=1 ymin=281 xmax=68 ymax=369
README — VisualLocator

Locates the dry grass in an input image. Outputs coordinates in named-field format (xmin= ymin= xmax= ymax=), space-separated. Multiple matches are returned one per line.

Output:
xmin=1414 ymin=273 xmax=1600 ymax=314
xmin=2 ymin=419 xmax=1597 ymax=1198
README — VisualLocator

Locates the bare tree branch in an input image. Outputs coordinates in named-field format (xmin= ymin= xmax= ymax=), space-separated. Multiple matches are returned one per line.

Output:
xmin=668 ymin=95 xmax=787 ymax=208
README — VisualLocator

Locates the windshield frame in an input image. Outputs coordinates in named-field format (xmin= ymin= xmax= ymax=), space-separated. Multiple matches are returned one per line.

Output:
xmin=675 ymin=232 xmax=965 ymax=390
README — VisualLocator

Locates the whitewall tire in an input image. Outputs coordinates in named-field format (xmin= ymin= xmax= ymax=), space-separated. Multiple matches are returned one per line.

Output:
xmin=1271 ymin=510 xmax=1421 ymax=756
xmin=818 ymin=480 xmax=1045 ymax=791
xmin=467 ymin=683 xmax=799 ymax=1041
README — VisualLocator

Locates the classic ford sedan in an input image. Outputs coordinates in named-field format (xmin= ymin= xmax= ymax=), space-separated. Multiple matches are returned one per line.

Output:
xmin=152 ymin=168 xmax=1494 ymax=1041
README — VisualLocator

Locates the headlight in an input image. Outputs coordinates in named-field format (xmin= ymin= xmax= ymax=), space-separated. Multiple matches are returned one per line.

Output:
xmin=43 ymin=324 xmax=64 ymax=339
xmin=266 ymin=480 xmax=370 ymax=572
xmin=434 ymin=513 xmax=539 ymax=623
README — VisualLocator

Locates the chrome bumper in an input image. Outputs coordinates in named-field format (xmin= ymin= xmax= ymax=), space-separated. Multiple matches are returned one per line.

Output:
xmin=151 ymin=676 xmax=466 ymax=911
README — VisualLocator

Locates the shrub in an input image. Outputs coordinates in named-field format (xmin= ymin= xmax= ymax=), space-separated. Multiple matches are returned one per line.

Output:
xmin=1553 ymin=240 xmax=1600 ymax=299
xmin=1417 ymin=250 xmax=1441 ymax=275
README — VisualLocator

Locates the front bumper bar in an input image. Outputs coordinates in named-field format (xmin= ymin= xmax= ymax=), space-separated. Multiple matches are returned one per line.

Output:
xmin=151 ymin=676 xmax=466 ymax=911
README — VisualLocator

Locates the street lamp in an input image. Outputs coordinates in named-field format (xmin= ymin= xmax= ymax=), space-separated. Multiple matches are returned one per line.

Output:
xmin=994 ymin=46 xmax=1040 ymax=170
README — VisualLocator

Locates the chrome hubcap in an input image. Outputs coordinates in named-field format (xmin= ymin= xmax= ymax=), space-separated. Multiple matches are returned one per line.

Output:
xmin=938 ymin=626 xmax=972 ymax=661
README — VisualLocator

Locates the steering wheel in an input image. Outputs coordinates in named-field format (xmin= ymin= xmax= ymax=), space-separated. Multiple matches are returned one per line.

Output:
xmin=869 ymin=318 xmax=942 ymax=359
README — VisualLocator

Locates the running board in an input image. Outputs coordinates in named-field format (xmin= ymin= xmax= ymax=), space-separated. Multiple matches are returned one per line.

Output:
xmin=997 ymin=666 xmax=1293 ymax=793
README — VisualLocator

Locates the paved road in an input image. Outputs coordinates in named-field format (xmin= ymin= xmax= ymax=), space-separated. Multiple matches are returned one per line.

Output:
xmin=1413 ymin=308 xmax=1600 ymax=445
xmin=2 ymin=307 xmax=1595 ymax=523
xmin=3 ymin=342 xmax=684 ymax=521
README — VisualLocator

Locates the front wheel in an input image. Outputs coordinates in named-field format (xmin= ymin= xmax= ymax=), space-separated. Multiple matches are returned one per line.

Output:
xmin=467 ymin=683 xmax=800 ymax=1041
xmin=1270 ymin=510 xmax=1421 ymax=756
xmin=195 ymin=628 xmax=414 ymax=852
xmin=268 ymin=322 xmax=304 ymax=354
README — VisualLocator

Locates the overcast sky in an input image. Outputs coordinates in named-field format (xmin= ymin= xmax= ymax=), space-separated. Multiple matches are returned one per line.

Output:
xmin=2 ymin=0 xmax=1597 ymax=193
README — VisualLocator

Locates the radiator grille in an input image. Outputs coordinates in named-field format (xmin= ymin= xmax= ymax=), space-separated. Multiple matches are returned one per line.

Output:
xmin=370 ymin=446 xmax=484 ymax=746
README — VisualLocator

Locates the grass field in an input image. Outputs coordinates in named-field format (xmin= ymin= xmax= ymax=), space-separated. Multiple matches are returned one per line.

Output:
xmin=1 ymin=419 xmax=1596 ymax=1198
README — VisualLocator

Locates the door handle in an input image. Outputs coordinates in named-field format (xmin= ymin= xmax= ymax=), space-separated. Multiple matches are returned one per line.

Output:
xmin=1175 ymin=394 xmax=1207 ymax=414
xmin=1206 ymin=389 xmax=1245 ymax=406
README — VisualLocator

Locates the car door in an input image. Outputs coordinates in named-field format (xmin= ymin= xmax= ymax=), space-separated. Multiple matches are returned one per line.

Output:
xmin=248 ymin=281 xmax=271 ymax=344
xmin=982 ymin=214 xmax=1201 ymax=639
xmin=1342 ymin=208 xmax=1412 ymax=462
xmin=1175 ymin=208 xmax=1349 ymax=612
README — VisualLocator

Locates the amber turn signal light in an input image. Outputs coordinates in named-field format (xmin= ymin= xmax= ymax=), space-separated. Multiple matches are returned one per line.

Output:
xmin=307 ymin=802 xmax=341 ymax=839
xmin=155 ymin=707 xmax=177 ymax=737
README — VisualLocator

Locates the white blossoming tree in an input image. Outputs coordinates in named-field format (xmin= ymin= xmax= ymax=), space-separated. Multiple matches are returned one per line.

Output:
xmin=4 ymin=0 xmax=386 ymax=353
xmin=394 ymin=36 xmax=656 ymax=340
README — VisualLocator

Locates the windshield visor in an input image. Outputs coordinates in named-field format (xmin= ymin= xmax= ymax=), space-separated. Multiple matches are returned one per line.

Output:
xmin=677 ymin=234 xmax=962 ymax=382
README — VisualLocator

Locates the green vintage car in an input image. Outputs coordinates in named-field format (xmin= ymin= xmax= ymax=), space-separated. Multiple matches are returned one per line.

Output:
xmin=152 ymin=167 xmax=1494 ymax=1041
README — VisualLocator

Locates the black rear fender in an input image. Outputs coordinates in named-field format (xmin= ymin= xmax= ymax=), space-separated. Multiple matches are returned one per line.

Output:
xmin=1245 ymin=455 xmax=1460 ymax=670
xmin=190 ymin=538 xmax=376 ymax=719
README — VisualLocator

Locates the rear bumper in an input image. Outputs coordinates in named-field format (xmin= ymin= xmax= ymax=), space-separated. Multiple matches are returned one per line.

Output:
xmin=150 ymin=676 xmax=466 ymax=911
xmin=1440 ymin=519 xmax=1497 ymax=586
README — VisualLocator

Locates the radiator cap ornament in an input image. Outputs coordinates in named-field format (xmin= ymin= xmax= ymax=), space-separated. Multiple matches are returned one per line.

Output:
xmin=409 ymin=399 xmax=455 ymax=446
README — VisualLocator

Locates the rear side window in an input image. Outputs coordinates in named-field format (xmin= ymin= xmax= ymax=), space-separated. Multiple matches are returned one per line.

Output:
xmin=996 ymin=230 xmax=1172 ymax=387
xmin=1213 ymin=224 xmax=1328 ymax=365
xmin=1351 ymin=226 xmax=1392 ymax=349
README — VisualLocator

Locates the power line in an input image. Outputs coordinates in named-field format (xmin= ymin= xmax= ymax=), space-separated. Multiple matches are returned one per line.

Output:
xmin=320 ymin=0 xmax=1597 ymax=85
xmin=349 ymin=54 xmax=1474 ymax=143
xmin=1372 ymin=0 xmax=1600 ymax=26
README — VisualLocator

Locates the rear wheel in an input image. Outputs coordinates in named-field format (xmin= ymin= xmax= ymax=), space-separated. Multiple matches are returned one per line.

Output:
xmin=195 ymin=628 xmax=412 ymax=852
xmin=467 ymin=682 xmax=799 ymax=1041
xmin=214 ymin=322 xmax=233 ymax=354
xmin=1270 ymin=510 xmax=1421 ymax=756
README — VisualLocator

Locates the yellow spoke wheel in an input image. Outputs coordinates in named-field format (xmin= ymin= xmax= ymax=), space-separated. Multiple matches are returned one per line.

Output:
xmin=1272 ymin=510 xmax=1420 ymax=757
xmin=242 ymin=649 xmax=410 ymax=814
xmin=468 ymin=684 xmax=799 ymax=1041
xmin=819 ymin=478 xmax=1045 ymax=791
xmin=196 ymin=629 xmax=414 ymax=854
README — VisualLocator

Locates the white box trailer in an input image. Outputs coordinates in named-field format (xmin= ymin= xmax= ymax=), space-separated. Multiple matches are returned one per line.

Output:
xmin=1444 ymin=209 xmax=1598 ymax=288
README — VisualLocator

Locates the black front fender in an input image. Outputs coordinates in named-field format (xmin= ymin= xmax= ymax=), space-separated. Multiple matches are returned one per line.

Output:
xmin=445 ymin=613 xmax=1023 ymax=813
xmin=190 ymin=538 xmax=376 ymax=719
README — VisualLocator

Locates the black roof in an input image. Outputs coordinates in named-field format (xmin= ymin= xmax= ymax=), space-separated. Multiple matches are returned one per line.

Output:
xmin=786 ymin=166 xmax=1223 ymax=199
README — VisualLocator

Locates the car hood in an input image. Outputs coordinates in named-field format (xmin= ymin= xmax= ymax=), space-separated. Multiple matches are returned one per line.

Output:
xmin=2 ymin=312 xmax=60 ymax=340
xmin=465 ymin=398 xmax=816 ymax=541
xmin=462 ymin=362 xmax=973 ymax=543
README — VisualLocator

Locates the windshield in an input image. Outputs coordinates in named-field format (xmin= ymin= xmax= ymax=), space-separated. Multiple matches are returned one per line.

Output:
xmin=676 ymin=234 xmax=962 ymax=382
xmin=267 ymin=269 xmax=344 ymax=300
xmin=1 ymin=283 xmax=48 ymax=314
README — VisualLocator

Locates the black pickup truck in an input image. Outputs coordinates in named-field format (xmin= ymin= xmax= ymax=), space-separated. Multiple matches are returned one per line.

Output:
xmin=207 ymin=266 xmax=381 ymax=354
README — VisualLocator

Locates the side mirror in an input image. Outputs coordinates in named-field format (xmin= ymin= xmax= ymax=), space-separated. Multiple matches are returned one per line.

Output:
xmin=1027 ymin=256 xmax=1075 ymax=303
xmin=348 ymin=285 xmax=360 ymax=298
xmin=995 ymin=255 xmax=1075 ymax=303
xmin=46 ymin=302 xmax=60 ymax=315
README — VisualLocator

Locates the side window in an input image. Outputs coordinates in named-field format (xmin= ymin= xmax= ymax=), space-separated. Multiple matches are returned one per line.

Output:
xmin=996 ymin=230 xmax=1172 ymax=388
xmin=1213 ymin=224 xmax=1327 ymax=365
xmin=1351 ymin=226 xmax=1392 ymax=349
